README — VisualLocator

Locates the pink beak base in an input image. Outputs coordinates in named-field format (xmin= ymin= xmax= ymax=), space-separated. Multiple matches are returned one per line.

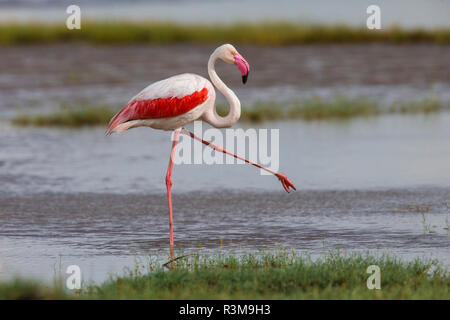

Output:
xmin=234 ymin=52 xmax=250 ymax=83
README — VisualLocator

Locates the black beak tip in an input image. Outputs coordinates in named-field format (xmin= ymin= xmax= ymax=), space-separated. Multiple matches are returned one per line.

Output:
xmin=242 ymin=73 xmax=248 ymax=84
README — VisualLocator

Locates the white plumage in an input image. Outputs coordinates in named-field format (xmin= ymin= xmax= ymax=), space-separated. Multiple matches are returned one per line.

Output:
xmin=106 ymin=44 xmax=295 ymax=256
xmin=132 ymin=73 xmax=212 ymax=102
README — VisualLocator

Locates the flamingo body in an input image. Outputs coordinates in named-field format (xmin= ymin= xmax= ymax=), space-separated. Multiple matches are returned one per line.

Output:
xmin=107 ymin=44 xmax=295 ymax=258
xmin=107 ymin=73 xmax=215 ymax=133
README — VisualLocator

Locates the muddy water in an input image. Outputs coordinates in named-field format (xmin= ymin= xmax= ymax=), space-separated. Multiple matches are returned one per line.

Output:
xmin=0 ymin=114 xmax=449 ymax=282
xmin=0 ymin=43 xmax=449 ymax=282
xmin=1 ymin=44 xmax=449 ymax=116
xmin=0 ymin=189 xmax=449 ymax=283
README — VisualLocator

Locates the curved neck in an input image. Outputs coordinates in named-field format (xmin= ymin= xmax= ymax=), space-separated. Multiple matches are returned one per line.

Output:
xmin=203 ymin=50 xmax=241 ymax=128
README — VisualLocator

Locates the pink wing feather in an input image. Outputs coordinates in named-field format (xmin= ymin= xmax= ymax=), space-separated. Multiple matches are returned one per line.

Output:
xmin=107 ymin=74 xmax=210 ymax=134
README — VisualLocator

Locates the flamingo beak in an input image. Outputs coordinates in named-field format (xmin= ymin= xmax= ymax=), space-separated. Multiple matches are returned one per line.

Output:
xmin=234 ymin=52 xmax=250 ymax=84
xmin=242 ymin=72 xmax=249 ymax=84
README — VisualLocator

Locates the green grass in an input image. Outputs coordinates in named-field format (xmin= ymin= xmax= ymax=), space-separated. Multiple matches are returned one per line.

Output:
xmin=12 ymin=104 xmax=115 ymax=128
xmin=11 ymin=97 xmax=449 ymax=128
xmin=286 ymin=96 xmax=379 ymax=120
xmin=0 ymin=279 xmax=68 ymax=300
xmin=0 ymin=250 xmax=448 ymax=299
xmin=1 ymin=21 xmax=449 ymax=46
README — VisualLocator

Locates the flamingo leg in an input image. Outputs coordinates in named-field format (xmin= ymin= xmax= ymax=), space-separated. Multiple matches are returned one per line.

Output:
xmin=166 ymin=128 xmax=181 ymax=259
xmin=180 ymin=128 xmax=296 ymax=193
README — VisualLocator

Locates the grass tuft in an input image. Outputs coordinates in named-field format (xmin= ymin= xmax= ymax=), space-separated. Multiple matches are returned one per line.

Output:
xmin=0 ymin=250 xmax=448 ymax=299
xmin=287 ymin=96 xmax=379 ymax=120
xmin=11 ymin=97 xmax=450 ymax=128
xmin=12 ymin=104 xmax=115 ymax=128
xmin=0 ymin=279 xmax=67 ymax=300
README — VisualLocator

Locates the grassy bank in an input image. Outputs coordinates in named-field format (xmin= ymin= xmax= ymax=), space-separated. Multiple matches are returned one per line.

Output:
xmin=12 ymin=104 xmax=113 ymax=128
xmin=0 ymin=250 xmax=448 ymax=299
xmin=1 ymin=22 xmax=449 ymax=46
xmin=11 ymin=97 xmax=450 ymax=128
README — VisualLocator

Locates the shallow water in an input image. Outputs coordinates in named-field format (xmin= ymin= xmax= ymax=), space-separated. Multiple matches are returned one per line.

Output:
xmin=1 ymin=113 xmax=450 ymax=194
xmin=0 ymin=189 xmax=449 ymax=283
xmin=0 ymin=42 xmax=449 ymax=283
xmin=1 ymin=44 xmax=449 ymax=116
xmin=0 ymin=113 xmax=450 ymax=282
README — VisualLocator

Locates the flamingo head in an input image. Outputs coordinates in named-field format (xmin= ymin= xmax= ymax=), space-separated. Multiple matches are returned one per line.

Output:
xmin=218 ymin=44 xmax=250 ymax=84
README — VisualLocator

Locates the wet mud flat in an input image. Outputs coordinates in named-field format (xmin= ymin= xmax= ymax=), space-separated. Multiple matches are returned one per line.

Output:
xmin=1 ymin=43 xmax=449 ymax=113
xmin=0 ymin=188 xmax=448 ymax=282
xmin=1 ymin=43 xmax=449 ymax=90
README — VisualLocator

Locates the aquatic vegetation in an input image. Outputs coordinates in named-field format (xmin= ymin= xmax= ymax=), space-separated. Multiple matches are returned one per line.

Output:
xmin=421 ymin=212 xmax=436 ymax=235
xmin=0 ymin=249 xmax=448 ymax=299
xmin=389 ymin=98 xmax=446 ymax=114
xmin=11 ymin=97 xmax=450 ymax=128
xmin=444 ymin=201 xmax=450 ymax=233
xmin=217 ymin=102 xmax=284 ymax=122
xmin=444 ymin=216 xmax=449 ymax=233
xmin=287 ymin=96 xmax=379 ymax=120
xmin=12 ymin=104 xmax=115 ymax=128
xmin=0 ymin=22 xmax=449 ymax=46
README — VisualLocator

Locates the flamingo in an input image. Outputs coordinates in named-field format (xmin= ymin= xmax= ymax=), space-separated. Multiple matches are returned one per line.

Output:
xmin=106 ymin=44 xmax=296 ymax=255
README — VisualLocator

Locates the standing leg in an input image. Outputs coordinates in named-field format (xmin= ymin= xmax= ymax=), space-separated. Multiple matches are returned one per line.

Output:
xmin=180 ymin=128 xmax=296 ymax=193
xmin=166 ymin=129 xmax=181 ymax=260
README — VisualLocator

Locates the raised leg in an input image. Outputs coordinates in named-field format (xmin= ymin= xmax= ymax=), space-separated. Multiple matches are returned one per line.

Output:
xmin=180 ymin=128 xmax=296 ymax=193
xmin=166 ymin=129 xmax=181 ymax=259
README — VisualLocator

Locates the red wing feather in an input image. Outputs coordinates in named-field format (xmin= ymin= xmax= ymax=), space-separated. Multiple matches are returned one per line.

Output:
xmin=107 ymin=87 xmax=208 ymax=134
